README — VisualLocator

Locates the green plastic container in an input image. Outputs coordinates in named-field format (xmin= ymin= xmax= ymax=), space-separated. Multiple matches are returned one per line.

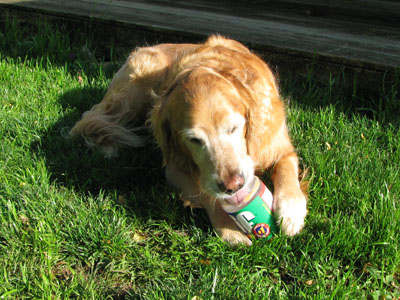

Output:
xmin=222 ymin=177 xmax=278 ymax=240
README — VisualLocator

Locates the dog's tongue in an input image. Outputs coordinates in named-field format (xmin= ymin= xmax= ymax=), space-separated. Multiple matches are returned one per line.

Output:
xmin=225 ymin=185 xmax=251 ymax=206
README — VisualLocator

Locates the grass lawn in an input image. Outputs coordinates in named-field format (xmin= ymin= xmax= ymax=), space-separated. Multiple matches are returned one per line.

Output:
xmin=0 ymin=15 xmax=399 ymax=299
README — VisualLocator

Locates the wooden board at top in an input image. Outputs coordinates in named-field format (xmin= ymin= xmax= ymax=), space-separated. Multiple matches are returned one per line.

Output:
xmin=1 ymin=0 xmax=399 ymax=72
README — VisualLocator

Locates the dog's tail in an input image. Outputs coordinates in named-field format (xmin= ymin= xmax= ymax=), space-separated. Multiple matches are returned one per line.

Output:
xmin=70 ymin=110 xmax=148 ymax=157
xmin=69 ymin=45 xmax=174 ymax=157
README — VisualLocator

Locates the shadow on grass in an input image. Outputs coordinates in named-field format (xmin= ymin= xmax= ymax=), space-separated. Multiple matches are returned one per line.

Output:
xmin=31 ymin=84 xmax=211 ymax=231
xmin=280 ymin=68 xmax=400 ymax=128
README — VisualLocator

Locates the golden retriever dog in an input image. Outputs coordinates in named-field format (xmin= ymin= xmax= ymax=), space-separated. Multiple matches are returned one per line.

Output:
xmin=70 ymin=35 xmax=307 ymax=245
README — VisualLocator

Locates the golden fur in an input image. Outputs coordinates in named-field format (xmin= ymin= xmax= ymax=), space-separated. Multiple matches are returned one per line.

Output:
xmin=70 ymin=35 xmax=307 ymax=245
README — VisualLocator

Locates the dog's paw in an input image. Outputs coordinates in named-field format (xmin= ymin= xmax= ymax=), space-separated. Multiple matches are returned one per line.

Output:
xmin=217 ymin=227 xmax=252 ymax=246
xmin=274 ymin=191 xmax=307 ymax=236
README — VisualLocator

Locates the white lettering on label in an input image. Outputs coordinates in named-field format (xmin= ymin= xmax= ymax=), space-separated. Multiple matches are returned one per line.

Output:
xmin=236 ymin=211 xmax=255 ymax=233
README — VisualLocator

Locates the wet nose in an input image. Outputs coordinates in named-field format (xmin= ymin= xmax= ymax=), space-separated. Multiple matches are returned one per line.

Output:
xmin=218 ymin=174 xmax=245 ymax=195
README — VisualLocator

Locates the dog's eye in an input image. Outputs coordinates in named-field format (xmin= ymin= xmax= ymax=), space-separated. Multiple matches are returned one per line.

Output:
xmin=228 ymin=126 xmax=238 ymax=134
xmin=189 ymin=137 xmax=203 ymax=146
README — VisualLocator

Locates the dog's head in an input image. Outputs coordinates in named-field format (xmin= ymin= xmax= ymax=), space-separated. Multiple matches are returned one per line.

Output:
xmin=151 ymin=46 xmax=283 ymax=205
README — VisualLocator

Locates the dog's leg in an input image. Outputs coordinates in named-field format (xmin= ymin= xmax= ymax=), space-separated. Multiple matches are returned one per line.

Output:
xmin=70 ymin=47 xmax=169 ymax=156
xmin=165 ymin=163 xmax=202 ymax=209
xmin=272 ymin=151 xmax=307 ymax=236
xmin=203 ymin=200 xmax=252 ymax=246
xmin=166 ymin=164 xmax=251 ymax=246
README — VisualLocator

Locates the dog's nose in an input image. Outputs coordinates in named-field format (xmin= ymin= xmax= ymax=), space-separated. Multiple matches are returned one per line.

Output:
xmin=218 ymin=174 xmax=245 ymax=195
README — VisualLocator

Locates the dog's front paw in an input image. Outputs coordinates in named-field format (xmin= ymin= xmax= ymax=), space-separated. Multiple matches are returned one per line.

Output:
xmin=274 ymin=191 xmax=307 ymax=236
xmin=217 ymin=227 xmax=252 ymax=246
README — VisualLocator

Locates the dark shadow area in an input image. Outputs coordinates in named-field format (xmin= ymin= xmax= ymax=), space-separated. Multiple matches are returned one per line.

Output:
xmin=30 ymin=84 xmax=211 ymax=226
xmin=34 ymin=86 xmax=164 ymax=192
xmin=279 ymin=67 xmax=400 ymax=129
xmin=0 ymin=8 xmax=204 ymax=72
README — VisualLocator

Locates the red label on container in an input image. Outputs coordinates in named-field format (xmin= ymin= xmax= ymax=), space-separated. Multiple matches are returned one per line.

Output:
xmin=252 ymin=223 xmax=271 ymax=238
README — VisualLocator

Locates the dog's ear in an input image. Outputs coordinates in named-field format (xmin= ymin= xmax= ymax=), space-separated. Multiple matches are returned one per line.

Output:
xmin=149 ymin=77 xmax=184 ymax=166
xmin=150 ymin=97 xmax=171 ymax=167
xmin=149 ymin=81 xmax=197 ymax=173
xmin=245 ymin=84 xmax=290 ymax=166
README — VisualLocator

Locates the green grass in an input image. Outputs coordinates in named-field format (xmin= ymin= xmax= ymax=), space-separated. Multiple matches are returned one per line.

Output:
xmin=1 ymin=15 xmax=399 ymax=299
